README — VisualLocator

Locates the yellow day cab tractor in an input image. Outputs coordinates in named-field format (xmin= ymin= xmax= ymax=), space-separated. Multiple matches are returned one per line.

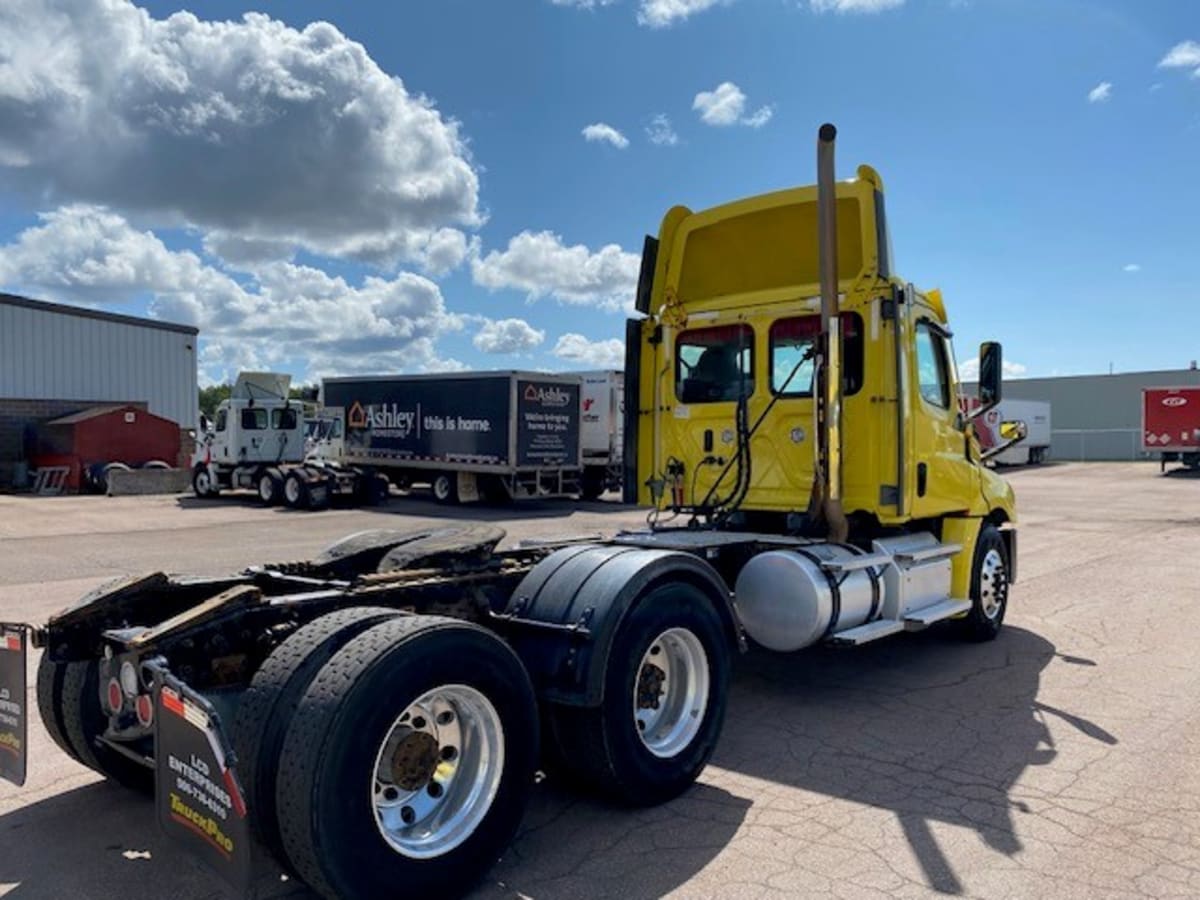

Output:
xmin=621 ymin=122 xmax=1016 ymax=650
xmin=0 ymin=125 xmax=1014 ymax=900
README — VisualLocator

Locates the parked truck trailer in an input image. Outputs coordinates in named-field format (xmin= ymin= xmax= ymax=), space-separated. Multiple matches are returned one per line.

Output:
xmin=1143 ymin=386 xmax=1200 ymax=472
xmin=971 ymin=399 xmax=1051 ymax=465
xmin=2 ymin=125 xmax=1018 ymax=900
xmin=323 ymin=371 xmax=584 ymax=504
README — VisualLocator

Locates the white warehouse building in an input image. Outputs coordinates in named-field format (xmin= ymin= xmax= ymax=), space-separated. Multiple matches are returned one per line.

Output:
xmin=0 ymin=293 xmax=198 ymax=487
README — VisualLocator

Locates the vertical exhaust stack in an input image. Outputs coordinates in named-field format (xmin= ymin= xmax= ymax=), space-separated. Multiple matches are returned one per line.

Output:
xmin=813 ymin=123 xmax=849 ymax=543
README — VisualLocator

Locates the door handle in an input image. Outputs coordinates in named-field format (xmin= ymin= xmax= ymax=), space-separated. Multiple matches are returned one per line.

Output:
xmin=917 ymin=462 xmax=928 ymax=497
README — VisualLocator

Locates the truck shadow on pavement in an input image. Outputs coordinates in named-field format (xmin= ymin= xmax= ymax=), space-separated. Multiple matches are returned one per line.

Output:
xmin=714 ymin=625 xmax=1115 ymax=895
xmin=0 ymin=775 xmax=748 ymax=900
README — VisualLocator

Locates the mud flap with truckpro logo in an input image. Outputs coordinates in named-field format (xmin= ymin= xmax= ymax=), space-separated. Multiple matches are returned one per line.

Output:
xmin=0 ymin=625 xmax=27 ymax=787
xmin=153 ymin=670 xmax=252 ymax=893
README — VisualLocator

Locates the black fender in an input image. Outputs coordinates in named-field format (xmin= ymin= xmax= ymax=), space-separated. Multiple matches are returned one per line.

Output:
xmin=501 ymin=544 xmax=742 ymax=707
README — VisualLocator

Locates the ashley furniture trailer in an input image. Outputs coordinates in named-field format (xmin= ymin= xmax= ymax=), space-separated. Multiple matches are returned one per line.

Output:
xmin=1 ymin=126 xmax=1017 ymax=900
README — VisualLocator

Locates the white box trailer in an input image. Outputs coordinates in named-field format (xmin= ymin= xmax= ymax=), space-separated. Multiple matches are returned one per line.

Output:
xmin=974 ymin=399 xmax=1051 ymax=465
xmin=322 ymin=371 xmax=585 ymax=504
xmin=578 ymin=370 xmax=624 ymax=499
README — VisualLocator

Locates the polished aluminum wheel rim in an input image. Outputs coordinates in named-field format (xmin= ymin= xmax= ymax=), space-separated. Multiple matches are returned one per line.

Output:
xmin=196 ymin=470 xmax=211 ymax=493
xmin=259 ymin=475 xmax=273 ymax=501
xmin=284 ymin=477 xmax=301 ymax=505
xmin=979 ymin=548 xmax=1007 ymax=620
xmin=633 ymin=627 xmax=709 ymax=759
xmin=371 ymin=684 xmax=504 ymax=859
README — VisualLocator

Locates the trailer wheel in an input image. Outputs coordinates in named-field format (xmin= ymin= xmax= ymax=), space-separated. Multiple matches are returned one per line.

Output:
xmin=59 ymin=661 xmax=153 ymax=792
xmin=232 ymin=607 xmax=402 ymax=864
xmin=257 ymin=469 xmax=282 ymax=505
xmin=956 ymin=523 xmax=1010 ymax=642
xmin=545 ymin=583 xmax=729 ymax=806
xmin=192 ymin=464 xmax=219 ymax=498
xmin=283 ymin=472 xmax=310 ymax=509
xmin=358 ymin=472 xmax=390 ymax=506
xmin=275 ymin=617 xmax=538 ymax=900
xmin=580 ymin=467 xmax=606 ymax=502
xmin=431 ymin=473 xmax=459 ymax=505
xmin=36 ymin=653 xmax=77 ymax=762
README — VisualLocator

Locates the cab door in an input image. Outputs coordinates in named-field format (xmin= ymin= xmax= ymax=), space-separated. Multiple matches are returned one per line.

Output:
xmin=909 ymin=317 xmax=978 ymax=518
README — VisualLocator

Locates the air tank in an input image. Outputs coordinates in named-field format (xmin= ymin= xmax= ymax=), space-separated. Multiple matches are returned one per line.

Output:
xmin=734 ymin=544 xmax=883 ymax=652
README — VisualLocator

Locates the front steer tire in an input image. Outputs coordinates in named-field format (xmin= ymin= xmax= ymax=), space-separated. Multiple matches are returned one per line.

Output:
xmin=956 ymin=523 xmax=1010 ymax=642
xmin=231 ymin=607 xmax=403 ymax=864
xmin=274 ymin=616 xmax=538 ymax=900
xmin=544 ymin=583 xmax=731 ymax=806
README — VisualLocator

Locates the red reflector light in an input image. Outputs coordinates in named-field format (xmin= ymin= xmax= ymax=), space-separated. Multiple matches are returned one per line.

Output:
xmin=135 ymin=693 xmax=154 ymax=728
xmin=106 ymin=678 xmax=124 ymax=714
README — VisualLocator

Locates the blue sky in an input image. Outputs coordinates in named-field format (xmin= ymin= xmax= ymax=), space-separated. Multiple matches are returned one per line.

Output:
xmin=0 ymin=0 xmax=1196 ymax=385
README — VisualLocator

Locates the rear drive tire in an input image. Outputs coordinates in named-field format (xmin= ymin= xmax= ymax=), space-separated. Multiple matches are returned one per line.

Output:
xmin=957 ymin=523 xmax=1010 ymax=642
xmin=258 ymin=469 xmax=282 ymax=505
xmin=544 ymin=583 xmax=730 ymax=806
xmin=36 ymin=653 xmax=77 ymax=762
xmin=232 ymin=607 xmax=402 ymax=864
xmin=275 ymin=617 xmax=538 ymax=900
xmin=580 ymin=467 xmax=606 ymax=502
xmin=284 ymin=472 xmax=310 ymax=509
xmin=431 ymin=473 xmax=459 ymax=505
xmin=59 ymin=661 xmax=154 ymax=792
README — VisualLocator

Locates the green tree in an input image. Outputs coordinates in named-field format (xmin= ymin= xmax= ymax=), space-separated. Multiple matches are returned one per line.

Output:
xmin=198 ymin=383 xmax=232 ymax=419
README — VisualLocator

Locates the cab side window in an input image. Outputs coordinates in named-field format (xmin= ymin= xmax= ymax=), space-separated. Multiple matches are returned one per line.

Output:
xmin=241 ymin=408 xmax=268 ymax=430
xmin=272 ymin=408 xmax=298 ymax=430
xmin=915 ymin=321 xmax=951 ymax=409
xmin=215 ymin=409 xmax=228 ymax=432
xmin=676 ymin=324 xmax=754 ymax=403
xmin=770 ymin=312 xmax=864 ymax=396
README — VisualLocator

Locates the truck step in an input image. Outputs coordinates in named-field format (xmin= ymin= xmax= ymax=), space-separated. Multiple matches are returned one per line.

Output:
xmin=903 ymin=597 xmax=972 ymax=628
xmin=828 ymin=619 xmax=905 ymax=646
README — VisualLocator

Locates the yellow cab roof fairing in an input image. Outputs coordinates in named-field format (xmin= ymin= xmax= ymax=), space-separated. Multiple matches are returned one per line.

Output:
xmin=650 ymin=164 xmax=891 ymax=316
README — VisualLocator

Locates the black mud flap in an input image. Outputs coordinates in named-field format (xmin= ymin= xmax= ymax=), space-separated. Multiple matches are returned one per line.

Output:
xmin=154 ymin=673 xmax=252 ymax=894
xmin=0 ymin=625 xmax=27 ymax=787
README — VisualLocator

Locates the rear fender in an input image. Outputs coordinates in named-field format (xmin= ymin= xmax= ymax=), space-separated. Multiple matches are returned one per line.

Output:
xmin=501 ymin=544 xmax=739 ymax=706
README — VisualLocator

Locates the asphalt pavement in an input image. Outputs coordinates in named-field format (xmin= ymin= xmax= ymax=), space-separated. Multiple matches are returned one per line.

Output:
xmin=2 ymin=464 xmax=1198 ymax=899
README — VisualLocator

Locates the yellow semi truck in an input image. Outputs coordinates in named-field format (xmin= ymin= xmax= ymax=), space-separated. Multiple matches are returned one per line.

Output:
xmin=0 ymin=125 xmax=1016 ymax=900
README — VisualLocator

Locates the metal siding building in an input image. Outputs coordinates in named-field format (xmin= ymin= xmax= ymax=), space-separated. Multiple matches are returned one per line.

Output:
xmin=964 ymin=368 xmax=1200 ymax=461
xmin=0 ymin=294 xmax=198 ymax=485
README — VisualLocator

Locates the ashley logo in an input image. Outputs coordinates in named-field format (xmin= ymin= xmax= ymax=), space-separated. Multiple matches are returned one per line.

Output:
xmin=347 ymin=402 xmax=367 ymax=429
xmin=523 ymin=384 xmax=571 ymax=407
xmin=347 ymin=401 xmax=417 ymax=436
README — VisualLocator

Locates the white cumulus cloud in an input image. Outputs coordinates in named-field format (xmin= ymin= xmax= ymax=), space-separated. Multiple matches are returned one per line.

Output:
xmin=646 ymin=114 xmax=680 ymax=146
xmin=1088 ymin=81 xmax=1113 ymax=103
xmin=0 ymin=0 xmax=481 ymax=270
xmin=471 ymin=231 xmax=640 ymax=311
xmin=0 ymin=205 xmax=464 ymax=382
xmin=553 ymin=333 xmax=626 ymax=368
xmin=1123 ymin=263 xmax=1141 ymax=273
xmin=959 ymin=357 xmax=1028 ymax=380
xmin=1159 ymin=40 xmax=1200 ymax=77
xmin=810 ymin=0 xmax=904 ymax=11
xmin=638 ymin=0 xmax=727 ymax=28
xmin=551 ymin=0 xmax=618 ymax=7
xmin=692 ymin=82 xmax=772 ymax=128
xmin=473 ymin=318 xmax=546 ymax=354
xmin=582 ymin=123 xmax=630 ymax=149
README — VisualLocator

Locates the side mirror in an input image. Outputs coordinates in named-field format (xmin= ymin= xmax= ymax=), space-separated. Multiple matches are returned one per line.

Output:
xmin=199 ymin=414 xmax=210 ymax=433
xmin=967 ymin=341 xmax=1003 ymax=420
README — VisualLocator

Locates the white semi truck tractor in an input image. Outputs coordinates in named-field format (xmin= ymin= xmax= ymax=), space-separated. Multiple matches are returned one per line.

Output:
xmin=191 ymin=372 xmax=387 ymax=509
